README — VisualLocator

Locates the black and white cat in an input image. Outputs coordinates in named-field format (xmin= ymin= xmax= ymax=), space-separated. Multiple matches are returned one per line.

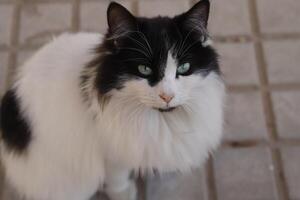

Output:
xmin=0 ymin=1 xmax=225 ymax=200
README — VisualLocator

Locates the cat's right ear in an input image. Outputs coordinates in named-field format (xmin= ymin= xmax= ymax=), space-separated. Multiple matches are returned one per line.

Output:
xmin=107 ymin=2 xmax=136 ymax=36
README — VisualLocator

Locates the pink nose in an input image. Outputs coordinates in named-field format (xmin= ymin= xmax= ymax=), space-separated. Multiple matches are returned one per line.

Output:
xmin=159 ymin=93 xmax=174 ymax=103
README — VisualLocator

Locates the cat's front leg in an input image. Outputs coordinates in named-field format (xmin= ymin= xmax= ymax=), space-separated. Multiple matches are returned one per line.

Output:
xmin=104 ymin=163 xmax=137 ymax=200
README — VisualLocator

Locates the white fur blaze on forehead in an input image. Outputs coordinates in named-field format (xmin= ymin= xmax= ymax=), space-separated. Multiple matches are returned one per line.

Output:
xmin=164 ymin=52 xmax=177 ymax=80
xmin=157 ymin=52 xmax=177 ymax=95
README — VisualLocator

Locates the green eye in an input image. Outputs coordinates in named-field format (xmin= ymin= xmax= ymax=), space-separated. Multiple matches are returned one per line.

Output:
xmin=138 ymin=65 xmax=152 ymax=76
xmin=177 ymin=63 xmax=191 ymax=74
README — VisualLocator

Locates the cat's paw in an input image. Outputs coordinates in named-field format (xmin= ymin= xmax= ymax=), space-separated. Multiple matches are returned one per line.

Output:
xmin=107 ymin=180 xmax=137 ymax=200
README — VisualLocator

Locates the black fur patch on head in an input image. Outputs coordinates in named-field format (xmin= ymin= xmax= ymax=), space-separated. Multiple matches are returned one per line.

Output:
xmin=83 ymin=0 xmax=219 ymax=95
xmin=0 ymin=90 xmax=32 ymax=153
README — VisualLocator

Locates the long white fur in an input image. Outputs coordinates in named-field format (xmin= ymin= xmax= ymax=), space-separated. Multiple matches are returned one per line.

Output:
xmin=1 ymin=33 xmax=225 ymax=200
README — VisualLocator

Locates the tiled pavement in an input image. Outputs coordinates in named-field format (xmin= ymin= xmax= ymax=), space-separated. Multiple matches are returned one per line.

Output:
xmin=0 ymin=0 xmax=300 ymax=199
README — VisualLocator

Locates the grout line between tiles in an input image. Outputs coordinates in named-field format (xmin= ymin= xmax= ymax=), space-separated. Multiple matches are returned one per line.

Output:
xmin=213 ymin=35 xmax=254 ymax=43
xmin=222 ymin=138 xmax=300 ymax=149
xmin=248 ymin=0 xmax=289 ymax=199
xmin=137 ymin=175 xmax=146 ymax=200
xmin=262 ymin=33 xmax=300 ymax=40
xmin=279 ymin=139 xmax=300 ymax=146
xmin=222 ymin=139 xmax=268 ymax=148
xmin=270 ymin=83 xmax=300 ymax=91
xmin=228 ymin=83 xmax=300 ymax=93
xmin=71 ymin=0 xmax=80 ymax=32
xmin=4 ymin=0 xmax=21 ymax=92
xmin=213 ymin=33 xmax=300 ymax=44
xmin=205 ymin=157 xmax=218 ymax=200
xmin=248 ymin=0 xmax=277 ymax=154
xmin=227 ymin=84 xmax=260 ymax=93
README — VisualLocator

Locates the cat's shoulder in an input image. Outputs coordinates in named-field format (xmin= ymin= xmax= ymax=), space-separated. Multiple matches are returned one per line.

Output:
xmin=33 ymin=32 xmax=103 ymax=60
xmin=45 ymin=32 xmax=103 ymax=50
xmin=17 ymin=32 xmax=103 ymax=79
xmin=24 ymin=32 xmax=103 ymax=64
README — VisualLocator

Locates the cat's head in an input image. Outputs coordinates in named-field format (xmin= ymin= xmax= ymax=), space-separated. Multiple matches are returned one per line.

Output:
xmin=89 ymin=0 xmax=221 ymax=112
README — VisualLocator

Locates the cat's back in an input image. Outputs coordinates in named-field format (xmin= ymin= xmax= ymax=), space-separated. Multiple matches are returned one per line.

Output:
xmin=2 ymin=32 xmax=103 ymax=150
xmin=0 ymin=33 xmax=105 ymax=200
xmin=1 ymin=32 xmax=104 ymax=155
xmin=18 ymin=32 xmax=101 ymax=83
xmin=12 ymin=32 xmax=103 ymax=141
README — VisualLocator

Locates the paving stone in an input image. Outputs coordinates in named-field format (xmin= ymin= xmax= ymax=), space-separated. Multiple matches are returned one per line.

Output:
xmin=224 ymin=91 xmax=268 ymax=141
xmin=19 ymin=2 xmax=72 ymax=47
xmin=281 ymin=146 xmax=300 ymax=200
xmin=0 ymin=4 xmax=13 ymax=46
xmin=138 ymin=0 xmax=190 ymax=17
xmin=272 ymin=90 xmax=300 ymax=139
xmin=81 ymin=1 xmax=132 ymax=34
xmin=209 ymin=0 xmax=251 ymax=36
xmin=0 ymin=51 xmax=8 ymax=95
xmin=213 ymin=147 xmax=278 ymax=200
xmin=146 ymin=168 xmax=208 ymax=200
xmin=264 ymin=40 xmax=300 ymax=84
xmin=215 ymin=42 xmax=259 ymax=86
xmin=257 ymin=0 xmax=300 ymax=34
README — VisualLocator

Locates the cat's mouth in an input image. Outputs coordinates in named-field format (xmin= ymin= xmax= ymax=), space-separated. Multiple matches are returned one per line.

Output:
xmin=156 ymin=106 xmax=177 ymax=112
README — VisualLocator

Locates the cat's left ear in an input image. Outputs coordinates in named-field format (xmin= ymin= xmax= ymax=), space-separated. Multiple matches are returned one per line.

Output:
xmin=182 ymin=0 xmax=210 ymax=28
xmin=107 ymin=2 xmax=137 ymax=35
